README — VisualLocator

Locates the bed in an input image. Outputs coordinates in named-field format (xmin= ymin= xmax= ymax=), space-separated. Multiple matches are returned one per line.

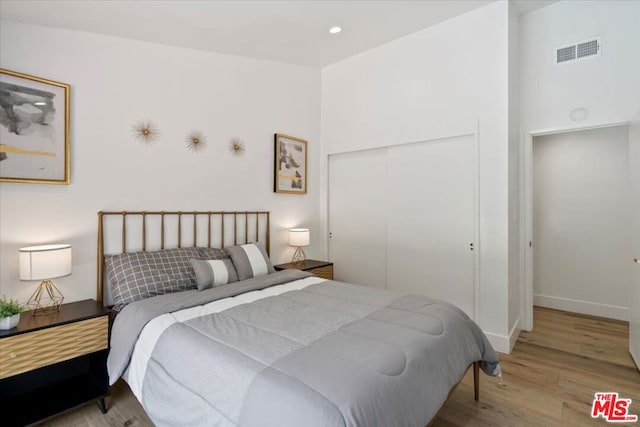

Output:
xmin=98 ymin=210 xmax=500 ymax=427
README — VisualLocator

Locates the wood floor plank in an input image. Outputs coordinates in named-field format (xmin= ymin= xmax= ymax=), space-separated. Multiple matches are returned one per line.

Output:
xmin=34 ymin=307 xmax=640 ymax=427
xmin=560 ymin=401 xmax=604 ymax=427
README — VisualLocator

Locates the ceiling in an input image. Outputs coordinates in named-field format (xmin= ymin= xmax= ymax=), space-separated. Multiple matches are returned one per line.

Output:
xmin=0 ymin=0 xmax=558 ymax=67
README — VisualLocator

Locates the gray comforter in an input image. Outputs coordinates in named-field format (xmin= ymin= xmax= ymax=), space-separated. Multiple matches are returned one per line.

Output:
xmin=109 ymin=270 xmax=500 ymax=427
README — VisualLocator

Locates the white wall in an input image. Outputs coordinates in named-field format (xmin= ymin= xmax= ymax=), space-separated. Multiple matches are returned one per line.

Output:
xmin=520 ymin=0 xmax=640 ymax=327
xmin=520 ymin=0 xmax=640 ymax=131
xmin=532 ymin=125 xmax=632 ymax=320
xmin=0 ymin=20 xmax=321 ymax=304
xmin=321 ymin=1 xmax=512 ymax=351
xmin=508 ymin=2 xmax=521 ymax=346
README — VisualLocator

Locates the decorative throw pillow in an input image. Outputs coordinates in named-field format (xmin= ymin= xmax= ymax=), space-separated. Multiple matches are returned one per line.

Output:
xmin=224 ymin=241 xmax=275 ymax=281
xmin=190 ymin=258 xmax=238 ymax=290
xmin=106 ymin=247 xmax=200 ymax=311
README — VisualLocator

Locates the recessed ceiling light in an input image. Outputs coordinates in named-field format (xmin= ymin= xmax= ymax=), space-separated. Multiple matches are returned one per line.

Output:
xmin=329 ymin=26 xmax=342 ymax=34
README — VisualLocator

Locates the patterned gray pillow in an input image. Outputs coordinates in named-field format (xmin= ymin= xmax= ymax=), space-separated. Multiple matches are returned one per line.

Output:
xmin=197 ymin=247 xmax=228 ymax=260
xmin=190 ymin=258 xmax=238 ymax=290
xmin=106 ymin=247 xmax=200 ymax=311
xmin=224 ymin=242 xmax=275 ymax=281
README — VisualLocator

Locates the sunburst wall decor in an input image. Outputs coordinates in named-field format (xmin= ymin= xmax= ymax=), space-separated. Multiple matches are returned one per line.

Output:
xmin=186 ymin=130 xmax=207 ymax=153
xmin=229 ymin=137 xmax=246 ymax=156
xmin=131 ymin=119 xmax=160 ymax=144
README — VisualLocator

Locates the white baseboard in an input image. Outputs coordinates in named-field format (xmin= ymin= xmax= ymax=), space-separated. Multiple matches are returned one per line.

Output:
xmin=486 ymin=319 xmax=521 ymax=355
xmin=508 ymin=319 xmax=521 ymax=353
xmin=533 ymin=294 xmax=629 ymax=321
xmin=485 ymin=332 xmax=511 ymax=354
xmin=631 ymin=347 xmax=640 ymax=372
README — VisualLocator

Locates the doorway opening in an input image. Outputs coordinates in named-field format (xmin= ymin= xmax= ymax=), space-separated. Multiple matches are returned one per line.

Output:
xmin=523 ymin=121 xmax=633 ymax=331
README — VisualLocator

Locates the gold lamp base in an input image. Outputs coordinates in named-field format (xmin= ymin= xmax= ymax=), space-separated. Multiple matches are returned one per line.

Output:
xmin=27 ymin=280 xmax=64 ymax=316
xmin=291 ymin=246 xmax=306 ymax=264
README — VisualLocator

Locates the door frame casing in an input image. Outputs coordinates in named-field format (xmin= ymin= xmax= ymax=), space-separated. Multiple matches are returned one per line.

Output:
xmin=627 ymin=117 xmax=640 ymax=370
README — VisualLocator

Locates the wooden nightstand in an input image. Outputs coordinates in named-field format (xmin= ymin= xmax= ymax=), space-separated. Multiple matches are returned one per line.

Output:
xmin=274 ymin=259 xmax=334 ymax=280
xmin=0 ymin=299 xmax=110 ymax=426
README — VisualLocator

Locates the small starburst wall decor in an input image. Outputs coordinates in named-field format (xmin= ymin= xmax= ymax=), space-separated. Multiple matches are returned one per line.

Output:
xmin=186 ymin=130 xmax=207 ymax=153
xmin=131 ymin=119 xmax=160 ymax=144
xmin=229 ymin=137 xmax=246 ymax=156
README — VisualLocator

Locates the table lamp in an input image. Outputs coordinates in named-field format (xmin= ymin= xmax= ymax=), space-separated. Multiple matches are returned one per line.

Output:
xmin=19 ymin=244 xmax=71 ymax=315
xmin=289 ymin=228 xmax=310 ymax=264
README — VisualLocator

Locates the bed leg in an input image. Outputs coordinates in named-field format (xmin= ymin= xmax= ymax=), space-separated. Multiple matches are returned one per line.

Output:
xmin=473 ymin=361 xmax=479 ymax=401
xmin=97 ymin=397 xmax=107 ymax=414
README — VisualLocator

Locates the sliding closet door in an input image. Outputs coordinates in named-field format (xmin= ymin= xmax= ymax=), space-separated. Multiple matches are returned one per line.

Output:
xmin=386 ymin=136 xmax=476 ymax=316
xmin=328 ymin=135 xmax=476 ymax=316
xmin=328 ymin=148 xmax=387 ymax=288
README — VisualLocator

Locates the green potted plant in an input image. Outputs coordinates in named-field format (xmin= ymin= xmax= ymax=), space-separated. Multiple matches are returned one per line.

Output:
xmin=0 ymin=297 xmax=25 ymax=330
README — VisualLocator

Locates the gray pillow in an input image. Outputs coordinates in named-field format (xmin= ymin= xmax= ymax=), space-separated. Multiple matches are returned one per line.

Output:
xmin=105 ymin=247 xmax=200 ymax=311
xmin=190 ymin=258 xmax=238 ymax=290
xmin=224 ymin=242 xmax=275 ymax=281
xmin=196 ymin=247 xmax=228 ymax=260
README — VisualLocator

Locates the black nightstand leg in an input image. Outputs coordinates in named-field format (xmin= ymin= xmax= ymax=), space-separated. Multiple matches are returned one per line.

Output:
xmin=97 ymin=397 xmax=108 ymax=414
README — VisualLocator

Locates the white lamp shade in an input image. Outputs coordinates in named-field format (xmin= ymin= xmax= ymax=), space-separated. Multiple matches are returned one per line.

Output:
xmin=19 ymin=244 xmax=72 ymax=281
xmin=288 ymin=228 xmax=310 ymax=247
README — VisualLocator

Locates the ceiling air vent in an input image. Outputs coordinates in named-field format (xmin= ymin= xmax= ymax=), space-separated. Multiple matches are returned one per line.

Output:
xmin=556 ymin=37 xmax=600 ymax=64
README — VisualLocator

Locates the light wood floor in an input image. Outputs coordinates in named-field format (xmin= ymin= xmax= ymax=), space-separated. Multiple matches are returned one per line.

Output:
xmin=432 ymin=307 xmax=639 ymax=426
xmin=38 ymin=307 xmax=639 ymax=427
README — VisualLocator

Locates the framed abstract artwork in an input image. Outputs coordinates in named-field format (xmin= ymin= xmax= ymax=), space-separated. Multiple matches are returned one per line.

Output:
xmin=274 ymin=133 xmax=307 ymax=194
xmin=0 ymin=69 xmax=70 ymax=184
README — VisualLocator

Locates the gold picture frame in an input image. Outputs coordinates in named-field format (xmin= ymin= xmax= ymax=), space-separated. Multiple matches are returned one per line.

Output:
xmin=274 ymin=133 xmax=307 ymax=194
xmin=0 ymin=69 xmax=70 ymax=184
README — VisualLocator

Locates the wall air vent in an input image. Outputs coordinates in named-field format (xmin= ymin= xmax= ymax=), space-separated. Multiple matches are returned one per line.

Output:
xmin=556 ymin=45 xmax=576 ymax=63
xmin=556 ymin=37 xmax=600 ymax=64
xmin=577 ymin=39 xmax=599 ymax=58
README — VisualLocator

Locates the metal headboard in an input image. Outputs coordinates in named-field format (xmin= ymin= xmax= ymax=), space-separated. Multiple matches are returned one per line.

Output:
xmin=97 ymin=210 xmax=270 ymax=305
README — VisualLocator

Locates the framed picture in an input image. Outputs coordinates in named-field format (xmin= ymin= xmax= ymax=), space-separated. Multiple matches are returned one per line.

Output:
xmin=274 ymin=133 xmax=307 ymax=194
xmin=0 ymin=69 xmax=70 ymax=184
